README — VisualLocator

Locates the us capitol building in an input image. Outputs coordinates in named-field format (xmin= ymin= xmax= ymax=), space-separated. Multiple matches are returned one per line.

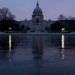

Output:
xmin=20 ymin=1 xmax=52 ymax=32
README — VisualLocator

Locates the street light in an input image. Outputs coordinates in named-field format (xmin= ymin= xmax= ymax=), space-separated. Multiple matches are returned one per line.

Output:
xmin=8 ymin=27 xmax=12 ymax=59
xmin=61 ymin=27 xmax=65 ymax=60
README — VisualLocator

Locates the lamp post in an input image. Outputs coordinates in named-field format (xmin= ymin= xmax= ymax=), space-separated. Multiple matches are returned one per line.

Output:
xmin=61 ymin=27 xmax=65 ymax=60
xmin=61 ymin=28 xmax=65 ymax=49
xmin=8 ymin=27 xmax=12 ymax=58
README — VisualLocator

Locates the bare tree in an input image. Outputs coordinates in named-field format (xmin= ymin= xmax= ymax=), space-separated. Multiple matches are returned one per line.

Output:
xmin=0 ymin=7 xmax=15 ymax=20
xmin=0 ymin=8 xmax=3 ymax=20
xmin=58 ymin=14 xmax=67 ymax=20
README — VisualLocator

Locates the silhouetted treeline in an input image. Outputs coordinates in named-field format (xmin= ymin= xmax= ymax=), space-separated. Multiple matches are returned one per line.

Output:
xmin=0 ymin=19 xmax=30 ymax=32
xmin=1 ymin=19 xmax=75 ymax=33
xmin=46 ymin=20 xmax=75 ymax=33
xmin=0 ymin=7 xmax=75 ymax=33
xmin=0 ymin=7 xmax=30 ymax=32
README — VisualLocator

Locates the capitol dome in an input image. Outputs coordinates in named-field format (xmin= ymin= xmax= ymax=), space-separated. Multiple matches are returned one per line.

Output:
xmin=33 ymin=2 xmax=43 ymax=16
xmin=32 ymin=1 xmax=44 ymax=22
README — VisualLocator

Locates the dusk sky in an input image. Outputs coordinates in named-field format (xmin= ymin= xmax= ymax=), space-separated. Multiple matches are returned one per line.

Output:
xmin=0 ymin=0 xmax=75 ymax=21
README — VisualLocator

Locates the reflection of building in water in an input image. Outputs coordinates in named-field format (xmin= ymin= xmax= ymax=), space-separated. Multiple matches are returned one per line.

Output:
xmin=20 ymin=1 xmax=52 ymax=32
xmin=32 ymin=35 xmax=44 ymax=59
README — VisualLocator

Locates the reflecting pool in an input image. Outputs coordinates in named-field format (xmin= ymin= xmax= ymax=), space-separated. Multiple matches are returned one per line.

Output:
xmin=0 ymin=33 xmax=75 ymax=75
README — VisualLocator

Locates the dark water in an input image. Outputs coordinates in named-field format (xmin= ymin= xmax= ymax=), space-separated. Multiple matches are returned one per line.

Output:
xmin=0 ymin=33 xmax=75 ymax=75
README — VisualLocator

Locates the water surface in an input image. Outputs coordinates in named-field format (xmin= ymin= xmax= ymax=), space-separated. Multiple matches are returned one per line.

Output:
xmin=0 ymin=33 xmax=75 ymax=75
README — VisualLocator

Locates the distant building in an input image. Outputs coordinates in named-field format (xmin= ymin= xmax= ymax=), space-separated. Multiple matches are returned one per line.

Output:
xmin=20 ymin=1 xmax=52 ymax=32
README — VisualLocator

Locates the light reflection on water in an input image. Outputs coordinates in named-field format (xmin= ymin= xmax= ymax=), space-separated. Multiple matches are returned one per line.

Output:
xmin=0 ymin=33 xmax=75 ymax=75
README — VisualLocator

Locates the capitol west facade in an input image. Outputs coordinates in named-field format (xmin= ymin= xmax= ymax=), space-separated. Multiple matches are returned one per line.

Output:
xmin=20 ymin=1 xmax=52 ymax=32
